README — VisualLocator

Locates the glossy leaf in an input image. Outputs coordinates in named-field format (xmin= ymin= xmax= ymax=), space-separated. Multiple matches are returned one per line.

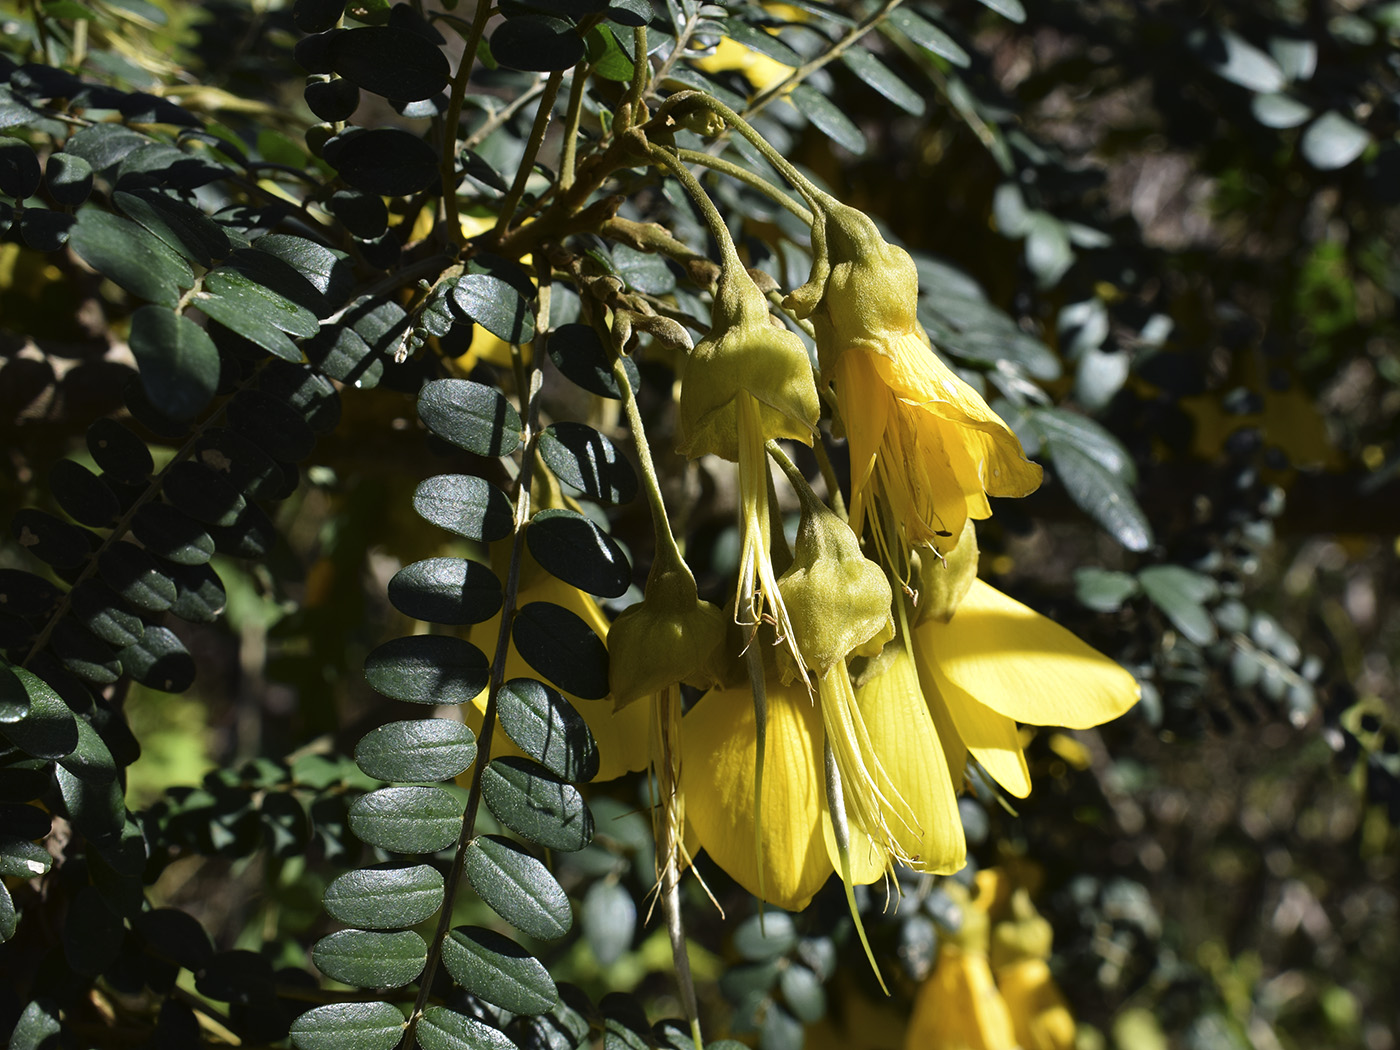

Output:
xmin=304 ymin=324 xmax=384 ymax=387
xmin=131 ymin=502 xmax=215 ymax=565
xmin=512 ymin=601 xmax=609 ymax=700
xmin=883 ymin=8 xmax=969 ymax=65
xmin=289 ymin=1002 xmax=406 ymax=1050
xmin=842 ymin=47 xmax=924 ymax=115
xmin=227 ymin=388 xmax=318 ymax=461
xmin=413 ymin=474 xmax=514 ymax=542
xmin=118 ymin=624 xmax=197 ymax=693
xmin=419 ymin=1007 xmax=519 ymax=1050
xmin=538 ymin=422 xmax=636 ymax=504
xmin=332 ymin=127 xmax=440 ymax=195
xmin=331 ymin=27 xmax=450 ymax=101
xmin=483 ymin=756 xmax=593 ymax=852
xmin=1139 ymin=565 xmax=1219 ymax=646
xmin=167 ymin=561 xmax=228 ymax=623
xmin=128 ymin=305 xmax=221 ymax=421
xmin=312 ymin=929 xmax=427 ymax=988
xmin=99 ymin=544 xmax=176 ymax=613
xmin=322 ymin=865 xmax=445 ymax=929
xmin=0 ymin=138 xmax=41 ymax=198
xmin=86 ymin=418 xmax=153 ymax=483
xmin=496 ymin=677 xmax=600 ymax=782
xmin=69 ymin=580 xmax=143 ymax=648
xmin=451 ymin=273 xmax=536 ymax=344
xmin=348 ymin=785 xmax=463 ymax=853
xmin=387 ymin=557 xmax=503 ymax=626
xmin=546 ymin=323 xmax=639 ymax=400
xmin=581 ymin=881 xmax=634 ymax=967
xmin=114 ymin=189 xmax=230 ymax=267
xmin=69 ymin=207 xmax=192 ymax=307
xmin=12 ymin=509 xmax=94 ymax=569
xmin=789 ymin=84 xmax=866 ymax=155
xmin=8 ymin=1000 xmax=61 ymax=1050
xmin=1046 ymin=439 xmax=1152 ymax=552
xmin=490 ymin=14 xmax=585 ymax=72
xmin=526 ymin=509 xmax=630 ymax=598
xmin=462 ymin=835 xmax=572 ymax=940
xmin=194 ymin=429 xmax=287 ymax=500
xmin=363 ymin=635 xmax=491 ymax=705
xmin=355 ymin=719 xmax=477 ymax=783
xmin=418 ymin=379 xmax=522 ymax=457
xmin=441 ymin=926 xmax=557 ymax=1015
xmin=164 ymin=461 xmax=248 ymax=527
xmin=0 ymin=668 xmax=76 ymax=759
xmin=51 ymin=619 xmax=121 ymax=685
xmin=49 ymin=458 xmax=119 ymax=527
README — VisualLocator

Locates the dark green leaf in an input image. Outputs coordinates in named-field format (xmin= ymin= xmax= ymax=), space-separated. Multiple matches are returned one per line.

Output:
xmin=323 ymin=865 xmax=445 ymax=929
xmin=63 ymin=885 xmax=124 ymax=976
xmin=129 ymin=305 xmax=221 ymax=422
xmin=290 ymin=1002 xmax=406 ymax=1050
xmin=194 ymin=429 xmax=286 ymax=501
xmin=99 ymin=544 xmax=177 ymax=612
xmin=582 ymin=881 xmax=634 ymax=967
xmin=483 ymin=756 xmax=593 ymax=852
xmin=119 ymin=624 xmax=196 ymax=692
xmin=197 ymin=274 xmax=317 ymax=360
xmin=418 ymin=378 xmax=522 ymax=457
xmin=442 ymin=926 xmax=557 ymax=1015
xmin=355 ymin=718 xmax=478 ymax=782
xmin=0 ymin=661 xmax=32 ymax=723
xmin=789 ymin=84 xmax=865 ymax=155
xmin=584 ymin=24 xmax=635 ymax=81
xmin=388 ymin=557 xmax=503 ymax=626
xmin=58 ymin=716 xmax=117 ymax=781
xmin=69 ymin=207 xmax=192 ymax=307
xmin=451 ymin=273 xmax=536 ymax=344
xmin=70 ymin=580 xmax=143 ymax=647
xmin=51 ymin=618 xmax=121 ymax=685
xmin=841 ymin=47 xmax=924 ymax=115
xmin=131 ymin=502 xmax=215 ymax=565
xmin=606 ymin=0 xmax=650 ymax=26
xmin=972 ymin=0 xmax=1025 ymax=21
xmin=50 ymin=458 xmax=119 ymax=527
xmin=223 ymin=245 xmax=329 ymax=316
xmin=364 ymin=635 xmax=490 ymax=705
xmin=293 ymin=0 xmax=346 ymax=32
xmin=1074 ymin=567 xmax=1140 ymax=613
xmin=462 ymin=834 xmax=572 ymax=940
xmin=87 ymin=418 xmax=153 ymax=483
xmin=210 ymin=501 xmax=279 ymax=559
xmin=0 ymin=882 xmax=15 ymax=942
xmin=513 ymin=601 xmax=609 ymax=700
xmin=1046 ymin=439 xmax=1152 ymax=552
xmin=12 ymin=508 xmax=95 ymax=569
xmin=348 ymin=785 xmax=464 ymax=853
xmin=0 ymin=802 xmax=51 ymax=840
xmin=134 ymin=906 xmax=214 ymax=969
xmin=526 ymin=509 xmax=630 ymax=598
xmin=545 ymin=323 xmax=639 ymax=400
xmin=328 ymin=189 xmax=389 ymax=239
xmin=113 ymin=189 xmax=230 ymax=267
xmin=1301 ymin=111 xmax=1369 ymax=170
xmin=491 ymin=15 xmax=585 ymax=72
xmin=418 ymin=1007 xmax=519 ymax=1050
xmin=0 ymin=138 xmax=41 ymax=199
xmin=56 ymin=764 xmax=125 ymax=840
xmin=1139 ymin=566 xmax=1218 ymax=646
xmin=720 ymin=17 xmax=802 ymax=66
xmin=1030 ymin=408 xmax=1136 ymax=482
xmin=312 ymin=929 xmax=427 ymax=988
xmin=227 ymin=388 xmax=318 ymax=461
xmin=610 ymin=245 xmax=675 ymax=295
xmin=735 ymin=910 xmax=795 ymax=960
xmin=304 ymin=324 xmax=384 ymax=387
xmin=259 ymin=363 xmax=340 ymax=435
xmin=60 ymin=123 xmax=152 ymax=171
xmin=164 ymin=461 xmax=248 ymax=527
xmin=538 ymin=422 xmax=636 ymax=504
xmin=166 ymin=561 xmax=228 ymax=623
xmin=413 ymin=474 xmax=515 ymax=543
xmin=883 ymin=8 xmax=968 ymax=65
xmin=333 ymin=127 xmax=441 ymax=195
xmin=331 ymin=26 xmax=450 ymax=101
xmin=0 ymin=838 xmax=53 ymax=879
xmin=601 ymin=993 xmax=652 ymax=1050
xmin=8 ymin=999 xmax=62 ymax=1050
xmin=256 ymin=234 xmax=355 ymax=311
xmin=19 ymin=209 xmax=72 ymax=251
xmin=496 ymin=678 xmax=599 ymax=782
xmin=0 ymin=667 xmax=74 ymax=755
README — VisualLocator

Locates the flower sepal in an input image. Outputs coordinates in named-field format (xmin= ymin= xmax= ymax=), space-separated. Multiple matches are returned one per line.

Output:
xmin=609 ymin=557 xmax=729 ymax=707
xmin=913 ymin=519 xmax=979 ymax=624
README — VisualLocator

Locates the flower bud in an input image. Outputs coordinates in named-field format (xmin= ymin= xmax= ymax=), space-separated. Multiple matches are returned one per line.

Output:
xmin=677 ymin=269 xmax=819 ymax=461
xmin=778 ymin=495 xmax=893 ymax=676
xmin=608 ymin=557 xmax=729 ymax=706
xmin=913 ymin=519 xmax=979 ymax=624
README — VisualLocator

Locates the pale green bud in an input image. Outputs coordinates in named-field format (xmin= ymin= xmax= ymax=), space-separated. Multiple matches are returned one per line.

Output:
xmin=609 ymin=557 xmax=729 ymax=707
xmin=913 ymin=518 xmax=979 ymax=625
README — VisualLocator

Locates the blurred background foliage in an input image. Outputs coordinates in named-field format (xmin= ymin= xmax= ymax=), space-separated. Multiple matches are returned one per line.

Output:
xmin=2 ymin=0 xmax=1398 ymax=1048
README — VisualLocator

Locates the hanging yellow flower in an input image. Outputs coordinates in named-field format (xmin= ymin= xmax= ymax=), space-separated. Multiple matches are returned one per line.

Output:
xmin=991 ymin=890 xmax=1077 ymax=1050
xmin=786 ymin=198 xmax=1042 ymax=558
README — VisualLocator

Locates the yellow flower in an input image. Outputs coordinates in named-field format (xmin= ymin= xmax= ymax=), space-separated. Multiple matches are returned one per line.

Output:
xmin=693 ymin=37 xmax=795 ymax=94
xmin=992 ymin=890 xmax=1077 ymax=1050
xmin=787 ymin=200 xmax=1041 ymax=557
xmin=905 ymin=882 xmax=1019 ymax=1050
xmin=680 ymin=644 xmax=965 ymax=911
xmin=910 ymin=579 xmax=1140 ymax=799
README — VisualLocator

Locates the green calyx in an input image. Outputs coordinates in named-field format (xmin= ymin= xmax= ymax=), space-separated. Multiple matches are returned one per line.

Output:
xmin=784 ymin=197 xmax=923 ymax=377
xmin=608 ymin=554 xmax=729 ymax=707
xmin=777 ymin=489 xmax=893 ymax=678
xmin=990 ymin=890 xmax=1055 ymax=966
xmin=677 ymin=268 xmax=820 ymax=461
xmin=913 ymin=519 xmax=980 ymax=625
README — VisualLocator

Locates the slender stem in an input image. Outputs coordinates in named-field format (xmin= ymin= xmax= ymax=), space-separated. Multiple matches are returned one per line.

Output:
xmin=673 ymin=148 xmax=813 ymax=223
xmin=644 ymin=143 xmax=744 ymax=273
xmin=439 ymin=0 xmax=497 ymax=246
xmin=494 ymin=70 xmax=566 ymax=243
xmin=812 ymin=432 xmax=847 ymax=520
xmin=656 ymin=685 xmax=704 ymax=1049
xmin=614 ymin=356 xmax=685 ymax=566
xmin=559 ymin=68 xmax=590 ymax=191
xmin=403 ymin=295 xmax=551 ymax=1050
xmin=648 ymin=5 xmax=702 ymax=100
xmin=463 ymin=78 xmax=549 ymax=153
xmin=746 ymin=0 xmax=906 ymax=118
xmin=619 ymin=24 xmax=650 ymax=129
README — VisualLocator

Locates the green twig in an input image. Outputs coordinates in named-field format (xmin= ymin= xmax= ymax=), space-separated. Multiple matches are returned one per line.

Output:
xmin=493 ymin=70 xmax=566 ymax=243
xmin=439 ymin=0 xmax=497 ymax=247
xmin=673 ymin=147 xmax=813 ymax=223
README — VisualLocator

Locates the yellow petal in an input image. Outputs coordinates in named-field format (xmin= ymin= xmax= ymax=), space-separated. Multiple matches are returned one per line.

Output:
xmin=852 ymin=647 xmax=965 ymax=874
xmin=905 ymin=946 xmax=1020 ymax=1050
xmin=926 ymin=579 xmax=1140 ymax=730
xmin=680 ymin=681 xmax=831 ymax=910
xmin=996 ymin=958 xmax=1077 ymax=1050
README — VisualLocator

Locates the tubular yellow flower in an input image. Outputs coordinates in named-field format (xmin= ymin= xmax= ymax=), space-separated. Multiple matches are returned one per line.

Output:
xmin=992 ymin=890 xmax=1077 ymax=1050
xmin=911 ymin=579 xmax=1141 ymax=798
xmin=787 ymin=199 xmax=1041 ymax=557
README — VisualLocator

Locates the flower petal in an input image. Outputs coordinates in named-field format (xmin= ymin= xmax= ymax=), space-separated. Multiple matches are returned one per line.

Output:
xmin=854 ymin=647 xmax=965 ymax=874
xmin=926 ymin=580 xmax=1140 ymax=730
xmin=905 ymin=946 xmax=1020 ymax=1050
xmin=681 ymin=681 xmax=831 ymax=910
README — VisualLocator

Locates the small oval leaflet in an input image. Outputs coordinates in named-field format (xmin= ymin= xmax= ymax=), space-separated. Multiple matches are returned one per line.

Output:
xmin=490 ymin=14 xmax=586 ymax=72
xmin=482 ymin=756 xmax=593 ymax=853
xmin=131 ymin=502 xmax=215 ymax=566
xmin=462 ymin=835 xmax=572 ymax=941
xmin=118 ymin=625 xmax=197 ymax=693
xmin=451 ymin=273 xmax=535 ymax=345
xmin=11 ymin=509 xmax=94 ymax=569
xmin=496 ymin=678 xmax=599 ymax=782
xmin=87 ymin=418 xmax=154 ymax=483
xmin=525 ymin=508 xmax=631 ymax=598
xmin=49 ymin=459 xmax=119 ymax=528
xmin=387 ymin=557 xmax=503 ymax=626
xmin=413 ymin=474 xmax=514 ymax=543
xmin=68 ymin=206 xmax=193 ymax=308
xmin=0 ymin=669 xmax=77 ymax=759
xmin=545 ymin=323 xmax=640 ymax=400
xmin=512 ymin=601 xmax=610 ymax=701
xmin=289 ymin=1002 xmax=406 ymax=1050
xmin=417 ymin=1007 xmax=519 ymax=1050
xmin=128 ymin=305 xmax=221 ymax=422
xmin=348 ymin=785 xmax=464 ymax=854
xmin=363 ymin=635 xmax=490 ymax=706
xmin=322 ymin=865 xmax=445 ymax=929
xmin=99 ymin=543 xmax=177 ymax=613
xmin=332 ymin=127 xmax=440 ymax=196
xmin=312 ymin=929 xmax=428 ymax=989
xmin=441 ymin=926 xmax=557 ymax=1016
xmin=331 ymin=26 xmax=450 ymax=102
xmin=538 ymin=422 xmax=637 ymax=505
xmin=354 ymin=719 xmax=477 ymax=783
xmin=418 ymin=379 xmax=522 ymax=458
